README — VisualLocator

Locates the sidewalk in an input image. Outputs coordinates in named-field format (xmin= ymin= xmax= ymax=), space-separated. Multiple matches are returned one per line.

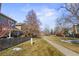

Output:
xmin=43 ymin=37 xmax=79 ymax=56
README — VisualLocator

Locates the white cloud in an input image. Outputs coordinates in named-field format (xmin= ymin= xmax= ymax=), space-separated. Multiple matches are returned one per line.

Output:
xmin=21 ymin=6 xmax=65 ymax=29
xmin=37 ymin=8 xmax=57 ymax=17
xmin=36 ymin=7 xmax=60 ymax=29
xmin=37 ymin=8 xmax=58 ymax=20
xmin=45 ymin=12 xmax=54 ymax=17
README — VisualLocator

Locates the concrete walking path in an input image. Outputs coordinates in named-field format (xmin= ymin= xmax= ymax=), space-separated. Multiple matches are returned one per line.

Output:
xmin=43 ymin=37 xmax=79 ymax=56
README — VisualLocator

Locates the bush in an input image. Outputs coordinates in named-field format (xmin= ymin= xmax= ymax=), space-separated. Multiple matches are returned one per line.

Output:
xmin=11 ymin=31 xmax=23 ymax=37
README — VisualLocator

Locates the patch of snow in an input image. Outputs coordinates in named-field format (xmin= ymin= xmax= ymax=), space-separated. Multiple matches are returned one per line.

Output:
xmin=12 ymin=47 xmax=22 ymax=51
xmin=61 ymin=40 xmax=71 ymax=43
xmin=61 ymin=40 xmax=65 ymax=42
xmin=61 ymin=39 xmax=79 ymax=43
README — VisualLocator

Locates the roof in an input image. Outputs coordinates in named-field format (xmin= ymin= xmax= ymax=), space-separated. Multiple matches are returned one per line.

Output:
xmin=16 ymin=23 xmax=23 ymax=26
xmin=0 ymin=13 xmax=16 ymax=23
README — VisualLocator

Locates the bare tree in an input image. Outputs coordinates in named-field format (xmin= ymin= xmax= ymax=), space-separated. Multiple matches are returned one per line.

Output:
xmin=50 ymin=29 xmax=54 ymax=35
xmin=54 ymin=17 xmax=64 ymax=36
xmin=58 ymin=3 xmax=79 ymax=26
xmin=22 ymin=10 xmax=41 ymax=38
xmin=63 ymin=3 xmax=79 ymax=37
xmin=64 ymin=3 xmax=79 ymax=20
xmin=54 ymin=3 xmax=79 ymax=37
xmin=55 ymin=14 xmax=73 ymax=37
xmin=43 ymin=26 xmax=50 ymax=36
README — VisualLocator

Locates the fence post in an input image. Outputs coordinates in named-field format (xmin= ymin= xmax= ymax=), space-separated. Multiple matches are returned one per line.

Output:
xmin=31 ymin=38 xmax=33 ymax=45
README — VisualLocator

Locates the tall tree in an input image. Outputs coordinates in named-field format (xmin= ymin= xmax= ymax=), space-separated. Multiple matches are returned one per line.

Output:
xmin=54 ymin=3 xmax=79 ymax=36
xmin=55 ymin=14 xmax=73 ymax=37
xmin=50 ymin=29 xmax=54 ymax=35
xmin=22 ymin=10 xmax=41 ymax=37
xmin=44 ymin=26 xmax=50 ymax=36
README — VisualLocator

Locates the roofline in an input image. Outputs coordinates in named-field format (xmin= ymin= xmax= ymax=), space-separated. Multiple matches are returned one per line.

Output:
xmin=0 ymin=13 xmax=16 ymax=23
xmin=16 ymin=23 xmax=24 ymax=26
xmin=16 ymin=24 xmax=22 ymax=26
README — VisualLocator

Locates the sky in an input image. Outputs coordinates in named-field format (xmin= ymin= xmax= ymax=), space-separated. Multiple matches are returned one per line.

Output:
xmin=1 ymin=3 xmax=65 ymax=30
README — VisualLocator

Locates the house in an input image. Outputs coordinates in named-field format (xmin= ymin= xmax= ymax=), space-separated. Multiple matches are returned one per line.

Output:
xmin=72 ymin=24 xmax=79 ymax=34
xmin=0 ymin=13 xmax=16 ymax=37
xmin=12 ymin=23 xmax=24 ymax=37
xmin=67 ymin=24 xmax=79 ymax=37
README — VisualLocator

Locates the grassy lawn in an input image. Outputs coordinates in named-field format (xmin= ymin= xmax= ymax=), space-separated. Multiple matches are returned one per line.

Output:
xmin=47 ymin=35 xmax=79 ymax=53
xmin=60 ymin=37 xmax=79 ymax=40
xmin=0 ymin=38 xmax=63 ymax=56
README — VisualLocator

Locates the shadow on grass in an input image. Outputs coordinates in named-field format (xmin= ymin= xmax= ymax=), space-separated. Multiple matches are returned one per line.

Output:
xmin=0 ymin=37 xmax=30 ymax=51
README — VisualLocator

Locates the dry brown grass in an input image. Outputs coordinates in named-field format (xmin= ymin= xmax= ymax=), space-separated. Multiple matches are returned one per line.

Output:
xmin=48 ymin=35 xmax=79 ymax=53
xmin=0 ymin=38 xmax=63 ymax=56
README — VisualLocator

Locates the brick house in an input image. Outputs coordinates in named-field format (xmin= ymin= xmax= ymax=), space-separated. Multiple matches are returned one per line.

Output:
xmin=0 ymin=13 xmax=16 ymax=37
